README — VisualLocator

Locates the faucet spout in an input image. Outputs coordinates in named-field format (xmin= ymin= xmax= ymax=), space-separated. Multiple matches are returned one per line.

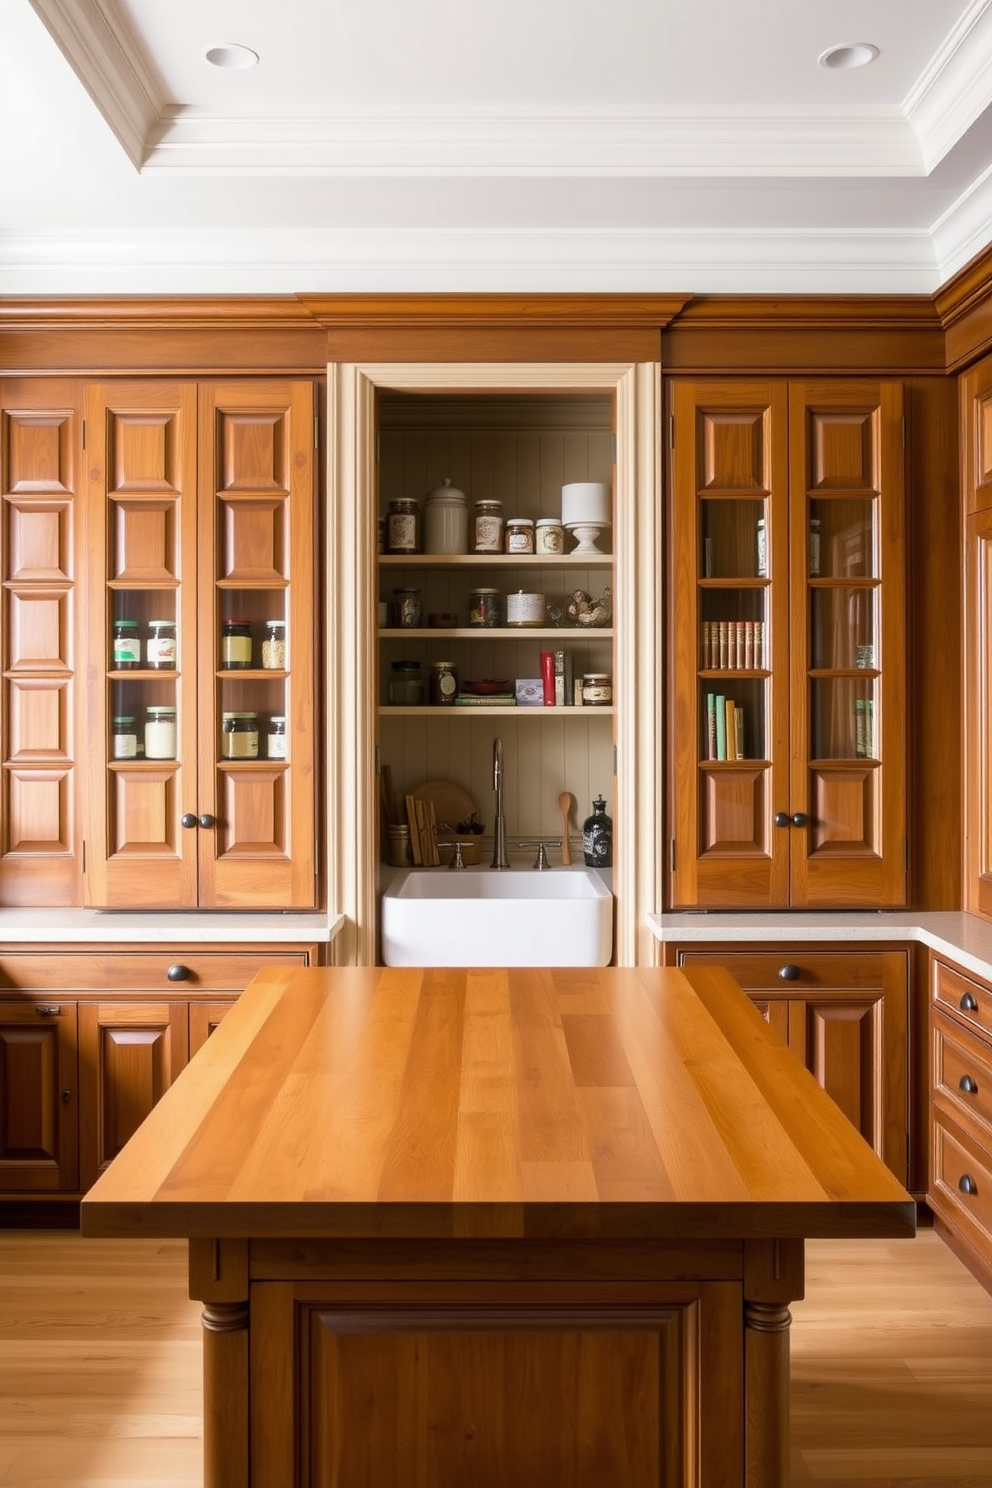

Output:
xmin=491 ymin=736 xmax=510 ymax=869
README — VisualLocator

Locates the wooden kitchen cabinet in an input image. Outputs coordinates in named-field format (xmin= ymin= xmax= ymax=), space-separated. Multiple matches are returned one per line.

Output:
xmin=963 ymin=350 xmax=992 ymax=919
xmin=671 ymin=945 xmax=910 ymax=1181
xmin=81 ymin=380 xmax=317 ymax=909
xmin=0 ymin=998 xmax=78 ymax=1192
xmin=667 ymin=379 xmax=906 ymax=909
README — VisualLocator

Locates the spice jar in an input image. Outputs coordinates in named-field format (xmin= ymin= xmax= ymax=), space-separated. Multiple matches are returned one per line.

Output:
xmin=429 ymin=660 xmax=458 ymax=706
xmin=112 ymin=619 xmax=140 ymax=670
xmin=388 ymin=660 xmax=425 ymax=706
xmin=144 ymin=705 xmax=176 ymax=760
xmin=505 ymin=517 xmax=535 ymax=554
xmin=535 ymin=518 xmax=565 ymax=555
xmin=387 ymin=497 xmax=419 ymax=554
xmin=222 ymin=619 xmax=252 ymax=670
xmin=423 ymin=478 xmax=468 ymax=555
xmin=266 ymin=715 xmax=287 ymax=759
xmin=146 ymin=619 xmax=176 ymax=670
xmin=112 ymin=715 xmax=138 ymax=759
xmin=469 ymin=587 xmax=500 ymax=628
xmin=262 ymin=620 xmax=286 ymax=670
xmin=392 ymin=587 xmax=422 ymax=628
xmin=473 ymin=499 xmax=503 ymax=554
xmin=222 ymin=711 xmax=259 ymax=759
xmin=582 ymin=673 xmax=613 ymax=706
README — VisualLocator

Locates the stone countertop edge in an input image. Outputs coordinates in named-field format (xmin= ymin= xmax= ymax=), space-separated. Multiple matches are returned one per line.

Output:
xmin=0 ymin=909 xmax=344 ymax=944
xmin=650 ymin=910 xmax=992 ymax=985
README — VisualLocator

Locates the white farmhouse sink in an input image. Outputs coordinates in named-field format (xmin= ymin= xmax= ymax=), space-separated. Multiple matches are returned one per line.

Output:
xmin=381 ymin=867 xmax=613 ymax=967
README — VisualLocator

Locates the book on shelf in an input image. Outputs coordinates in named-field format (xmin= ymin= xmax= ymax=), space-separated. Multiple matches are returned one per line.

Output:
xmin=705 ymin=693 xmax=745 ymax=761
xmin=454 ymin=694 xmax=516 ymax=707
xmin=855 ymin=697 xmax=875 ymax=758
xmin=554 ymin=649 xmax=567 ymax=707
xmin=540 ymin=651 xmax=556 ymax=706
xmin=714 ymin=694 xmax=727 ymax=760
xmin=733 ymin=705 xmax=745 ymax=761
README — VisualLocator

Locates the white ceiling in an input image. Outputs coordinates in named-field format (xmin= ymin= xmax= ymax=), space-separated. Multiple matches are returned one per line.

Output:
xmin=3 ymin=0 xmax=992 ymax=296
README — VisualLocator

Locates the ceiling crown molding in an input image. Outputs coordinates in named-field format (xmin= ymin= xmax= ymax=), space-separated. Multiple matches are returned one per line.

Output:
xmin=903 ymin=0 xmax=992 ymax=169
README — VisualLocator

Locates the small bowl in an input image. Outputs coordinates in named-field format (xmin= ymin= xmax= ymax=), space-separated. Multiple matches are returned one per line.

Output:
xmin=428 ymin=612 xmax=458 ymax=628
xmin=462 ymin=678 xmax=512 ymax=695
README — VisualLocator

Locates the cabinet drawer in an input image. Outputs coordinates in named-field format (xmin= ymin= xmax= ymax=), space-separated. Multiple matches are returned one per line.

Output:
xmin=933 ymin=1010 xmax=992 ymax=1138
xmin=677 ymin=950 xmax=889 ymax=991
xmin=0 ymin=950 xmax=310 ymax=993
xmin=932 ymin=1106 xmax=992 ymax=1258
xmin=933 ymin=958 xmax=992 ymax=1037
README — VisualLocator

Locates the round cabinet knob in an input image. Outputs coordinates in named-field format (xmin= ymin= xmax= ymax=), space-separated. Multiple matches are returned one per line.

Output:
xmin=61 ymin=1089 xmax=72 ymax=1104
xmin=960 ymin=992 xmax=979 ymax=1012
xmin=181 ymin=813 xmax=198 ymax=829
xmin=198 ymin=814 xmax=216 ymax=829
xmin=959 ymin=1174 xmax=979 ymax=1196
xmin=773 ymin=812 xmax=791 ymax=828
xmin=959 ymin=1074 xmax=979 ymax=1095
xmin=778 ymin=964 xmax=801 ymax=982
xmin=166 ymin=964 xmax=191 ymax=982
xmin=791 ymin=813 xmax=809 ymax=828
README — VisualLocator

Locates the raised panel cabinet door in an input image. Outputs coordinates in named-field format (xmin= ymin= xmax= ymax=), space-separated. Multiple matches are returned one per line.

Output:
xmin=962 ymin=351 xmax=992 ymax=515
xmin=188 ymin=998 xmax=237 ymax=1055
xmin=965 ymin=508 xmax=992 ymax=917
xmin=82 ymin=382 xmax=200 ymax=908
xmin=0 ymin=379 xmax=82 ymax=908
xmin=78 ymin=1000 xmax=188 ymax=1191
xmin=668 ymin=380 xmax=791 ymax=908
xmin=787 ymin=381 xmax=906 ymax=908
xmin=0 ymin=999 xmax=78 ymax=1192
xmin=196 ymin=382 xmax=316 ymax=909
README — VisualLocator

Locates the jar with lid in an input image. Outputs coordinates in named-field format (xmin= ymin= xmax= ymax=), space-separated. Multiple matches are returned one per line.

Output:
xmin=222 ymin=711 xmax=259 ymax=759
xmin=505 ymin=517 xmax=535 ymax=554
xmin=144 ymin=705 xmax=176 ymax=760
xmin=469 ymin=587 xmax=500 ymax=628
xmin=388 ymin=660 xmax=425 ymax=706
xmin=505 ymin=590 xmax=545 ymax=627
xmin=429 ymin=660 xmax=458 ymax=706
xmin=262 ymin=619 xmax=286 ymax=670
xmin=473 ymin=499 xmax=503 ymax=554
xmin=112 ymin=619 xmax=140 ymax=670
xmin=581 ymin=673 xmax=612 ymax=706
xmin=387 ymin=497 xmax=419 ymax=554
xmin=582 ymin=795 xmax=613 ymax=867
xmin=112 ymin=715 xmax=138 ymax=759
xmin=266 ymin=715 xmax=287 ymax=759
xmin=146 ymin=619 xmax=176 ymax=670
xmin=392 ymin=587 xmax=422 ymax=628
xmin=535 ymin=518 xmax=565 ymax=555
xmin=222 ymin=619 xmax=252 ymax=670
xmin=423 ymin=477 xmax=468 ymax=555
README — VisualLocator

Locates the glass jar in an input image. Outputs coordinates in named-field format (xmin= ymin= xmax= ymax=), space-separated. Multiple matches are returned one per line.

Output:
xmin=387 ymin=497 xmax=419 ymax=554
xmin=582 ymin=795 xmax=613 ymax=867
xmin=222 ymin=711 xmax=259 ymax=759
xmin=222 ymin=619 xmax=252 ymax=670
xmin=423 ymin=478 xmax=468 ymax=555
xmin=266 ymin=715 xmax=287 ymax=759
xmin=112 ymin=619 xmax=140 ymax=670
xmin=429 ymin=660 xmax=458 ymax=706
xmin=756 ymin=517 xmax=767 ymax=578
xmin=144 ymin=705 xmax=176 ymax=760
xmin=389 ymin=660 xmax=425 ymax=706
xmin=809 ymin=517 xmax=821 ymax=577
xmin=582 ymin=673 xmax=613 ymax=706
xmin=505 ymin=590 xmax=545 ymax=627
xmin=392 ymin=587 xmax=422 ymax=628
xmin=469 ymin=587 xmax=500 ymax=627
xmin=112 ymin=714 xmax=138 ymax=759
xmin=262 ymin=620 xmax=286 ymax=670
xmin=535 ymin=518 xmax=565 ymax=555
xmin=145 ymin=619 xmax=176 ymax=670
xmin=505 ymin=517 xmax=535 ymax=554
xmin=473 ymin=499 xmax=503 ymax=554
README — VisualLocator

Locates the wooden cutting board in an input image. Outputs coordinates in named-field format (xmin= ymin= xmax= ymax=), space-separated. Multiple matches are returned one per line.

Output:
xmin=411 ymin=780 xmax=477 ymax=834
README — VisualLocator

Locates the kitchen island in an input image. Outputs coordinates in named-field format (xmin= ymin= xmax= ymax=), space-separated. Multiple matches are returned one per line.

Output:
xmin=81 ymin=964 xmax=914 ymax=1488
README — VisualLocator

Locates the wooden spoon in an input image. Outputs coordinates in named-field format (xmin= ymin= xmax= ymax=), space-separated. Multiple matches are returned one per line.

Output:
xmin=558 ymin=791 xmax=574 ymax=865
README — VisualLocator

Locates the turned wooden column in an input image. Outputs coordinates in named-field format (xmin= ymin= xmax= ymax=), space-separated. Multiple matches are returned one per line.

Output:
xmin=190 ymin=1238 xmax=250 ymax=1488
xmin=743 ymin=1238 xmax=805 ymax=1488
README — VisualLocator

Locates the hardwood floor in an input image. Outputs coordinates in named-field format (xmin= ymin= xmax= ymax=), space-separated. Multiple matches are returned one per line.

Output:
xmin=0 ymin=1228 xmax=989 ymax=1485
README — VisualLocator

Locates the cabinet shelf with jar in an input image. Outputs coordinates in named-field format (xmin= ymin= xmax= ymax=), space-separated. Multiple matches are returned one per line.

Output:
xmin=82 ymin=380 xmax=317 ymax=910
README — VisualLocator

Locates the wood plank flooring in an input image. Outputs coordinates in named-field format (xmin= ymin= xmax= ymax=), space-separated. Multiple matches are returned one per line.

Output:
xmin=0 ymin=1228 xmax=990 ymax=1485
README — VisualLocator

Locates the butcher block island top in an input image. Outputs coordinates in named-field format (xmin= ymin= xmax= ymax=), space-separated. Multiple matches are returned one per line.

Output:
xmin=81 ymin=966 xmax=914 ymax=1488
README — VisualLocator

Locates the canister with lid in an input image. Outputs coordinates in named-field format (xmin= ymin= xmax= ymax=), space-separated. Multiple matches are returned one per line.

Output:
xmin=388 ymin=660 xmax=425 ymax=706
xmin=505 ymin=590 xmax=545 ymax=627
xmin=146 ymin=619 xmax=176 ymax=670
xmin=222 ymin=711 xmax=259 ymax=759
xmin=387 ymin=497 xmax=419 ymax=554
xmin=473 ymin=499 xmax=503 ymax=554
xmin=505 ymin=517 xmax=535 ymax=554
xmin=469 ymin=587 xmax=500 ymax=627
xmin=222 ymin=619 xmax=252 ymax=670
xmin=423 ymin=478 xmax=468 ymax=555
xmin=144 ymin=705 xmax=176 ymax=760
xmin=429 ymin=660 xmax=458 ymax=706
xmin=582 ymin=673 xmax=612 ymax=706
xmin=266 ymin=715 xmax=287 ymax=759
xmin=112 ymin=715 xmax=138 ymax=759
xmin=112 ymin=619 xmax=140 ymax=670
xmin=392 ymin=587 xmax=422 ymax=628
xmin=535 ymin=518 xmax=565 ymax=555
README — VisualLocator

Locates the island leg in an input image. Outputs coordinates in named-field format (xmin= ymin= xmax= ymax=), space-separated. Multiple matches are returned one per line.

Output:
xmin=189 ymin=1238 xmax=250 ymax=1488
xmin=743 ymin=1238 xmax=804 ymax=1488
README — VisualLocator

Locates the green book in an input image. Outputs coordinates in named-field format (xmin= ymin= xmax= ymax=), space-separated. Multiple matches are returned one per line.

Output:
xmin=715 ymin=695 xmax=727 ymax=761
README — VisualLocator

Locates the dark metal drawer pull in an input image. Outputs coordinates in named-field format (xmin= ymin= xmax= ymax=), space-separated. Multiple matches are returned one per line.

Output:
xmin=959 ymin=1075 xmax=979 ymax=1095
xmin=960 ymin=992 xmax=980 ymax=1012
xmin=36 ymin=1005 xmax=61 ymax=1016
xmin=778 ymin=964 xmax=801 ymax=982
xmin=791 ymin=812 xmax=808 ymax=828
xmin=958 ymin=1174 xmax=979 ymax=1196
xmin=166 ymin=964 xmax=192 ymax=982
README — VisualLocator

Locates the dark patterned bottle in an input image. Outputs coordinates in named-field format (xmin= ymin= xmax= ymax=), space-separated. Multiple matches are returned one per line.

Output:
xmin=582 ymin=795 xmax=613 ymax=867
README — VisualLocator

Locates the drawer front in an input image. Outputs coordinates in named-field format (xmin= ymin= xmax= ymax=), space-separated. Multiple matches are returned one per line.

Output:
xmin=933 ymin=957 xmax=992 ymax=1038
xmin=932 ymin=1106 xmax=992 ymax=1258
xmin=932 ymin=1011 xmax=992 ymax=1138
xmin=677 ymin=949 xmax=888 ymax=991
xmin=0 ymin=950 xmax=311 ymax=993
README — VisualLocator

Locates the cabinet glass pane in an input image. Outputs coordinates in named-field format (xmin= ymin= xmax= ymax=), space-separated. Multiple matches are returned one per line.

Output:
xmin=809 ymin=587 xmax=876 ymax=670
xmin=810 ymin=677 xmax=876 ymax=760
xmin=809 ymin=499 xmax=876 ymax=578
xmin=700 ymin=678 xmax=766 ymax=761
xmin=701 ymin=499 xmax=765 ymax=578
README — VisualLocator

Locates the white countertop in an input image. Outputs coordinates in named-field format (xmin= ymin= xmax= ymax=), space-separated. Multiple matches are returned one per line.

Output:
xmin=651 ymin=910 xmax=992 ymax=984
xmin=0 ymin=909 xmax=344 ymax=945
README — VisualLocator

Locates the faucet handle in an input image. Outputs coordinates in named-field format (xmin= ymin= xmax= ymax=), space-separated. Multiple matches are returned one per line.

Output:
xmin=517 ymin=838 xmax=562 ymax=870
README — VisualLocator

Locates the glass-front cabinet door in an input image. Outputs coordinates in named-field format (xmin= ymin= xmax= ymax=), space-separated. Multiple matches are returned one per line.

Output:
xmin=669 ymin=378 xmax=905 ymax=909
xmin=82 ymin=380 xmax=316 ymax=909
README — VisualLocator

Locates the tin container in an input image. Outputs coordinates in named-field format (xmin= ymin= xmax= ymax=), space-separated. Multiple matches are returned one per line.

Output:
xmin=505 ymin=590 xmax=545 ymax=627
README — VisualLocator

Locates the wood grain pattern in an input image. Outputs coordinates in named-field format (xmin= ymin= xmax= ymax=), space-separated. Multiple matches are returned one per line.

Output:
xmin=81 ymin=965 xmax=914 ymax=1243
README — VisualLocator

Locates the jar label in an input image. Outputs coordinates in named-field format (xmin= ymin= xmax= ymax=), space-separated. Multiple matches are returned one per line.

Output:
xmin=223 ymin=729 xmax=259 ymax=759
xmin=267 ymin=733 xmax=288 ymax=759
xmin=474 ymin=517 xmax=502 ymax=552
xmin=506 ymin=529 xmax=534 ymax=553
xmin=113 ymin=639 xmax=140 ymax=664
xmin=388 ymin=513 xmax=417 ymax=551
xmin=536 ymin=525 xmax=564 ymax=554
xmin=222 ymin=635 xmax=253 ymax=666
xmin=146 ymin=637 xmax=176 ymax=667
xmin=113 ymin=734 xmax=138 ymax=759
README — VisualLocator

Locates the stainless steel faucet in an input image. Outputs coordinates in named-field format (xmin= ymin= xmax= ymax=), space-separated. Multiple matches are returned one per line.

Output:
xmin=491 ymin=736 xmax=510 ymax=868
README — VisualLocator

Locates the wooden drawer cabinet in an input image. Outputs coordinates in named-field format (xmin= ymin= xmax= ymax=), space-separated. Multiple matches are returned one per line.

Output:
xmin=932 ymin=1110 xmax=992 ymax=1261
xmin=0 ymin=950 xmax=304 ymax=992
xmin=0 ymin=1000 xmax=78 ymax=1191
xmin=932 ymin=1010 xmax=992 ymax=1132
xmin=933 ymin=958 xmax=992 ymax=1035
xmin=671 ymin=945 xmax=909 ymax=1181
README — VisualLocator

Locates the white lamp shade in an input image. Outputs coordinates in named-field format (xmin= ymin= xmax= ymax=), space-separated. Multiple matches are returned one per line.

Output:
xmin=562 ymin=482 xmax=610 ymax=525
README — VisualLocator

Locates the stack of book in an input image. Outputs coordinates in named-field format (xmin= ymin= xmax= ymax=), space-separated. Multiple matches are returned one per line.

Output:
xmin=705 ymin=693 xmax=746 ymax=761
xmin=404 ymin=794 xmax=440 ymax=865
xmin=701 ymin=620 xmax=765 ymax=670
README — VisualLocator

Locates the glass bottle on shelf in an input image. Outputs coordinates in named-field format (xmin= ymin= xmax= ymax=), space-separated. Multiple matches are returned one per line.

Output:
xmin=112 ymin=619 xmax=141 ymax=670
xmin=222 ymin=619 xmax=252 ymax=670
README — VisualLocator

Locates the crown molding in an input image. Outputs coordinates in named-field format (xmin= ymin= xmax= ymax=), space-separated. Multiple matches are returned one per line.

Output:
xmin=0 ymin=295 xmax=318 ymax=331
xmin=903 ymin=0 xmax=992 ymax=170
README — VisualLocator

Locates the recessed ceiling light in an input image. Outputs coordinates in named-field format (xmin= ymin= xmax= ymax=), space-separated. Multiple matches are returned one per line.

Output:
xmin=205 ymin=43 xmax=259 ymax=70
xmin=818 ymin=42 xmax=879 ymax=71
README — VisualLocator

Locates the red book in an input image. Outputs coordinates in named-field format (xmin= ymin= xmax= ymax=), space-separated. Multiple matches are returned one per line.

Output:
xmin=540 ymin=651 xmax=556 ymax=706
